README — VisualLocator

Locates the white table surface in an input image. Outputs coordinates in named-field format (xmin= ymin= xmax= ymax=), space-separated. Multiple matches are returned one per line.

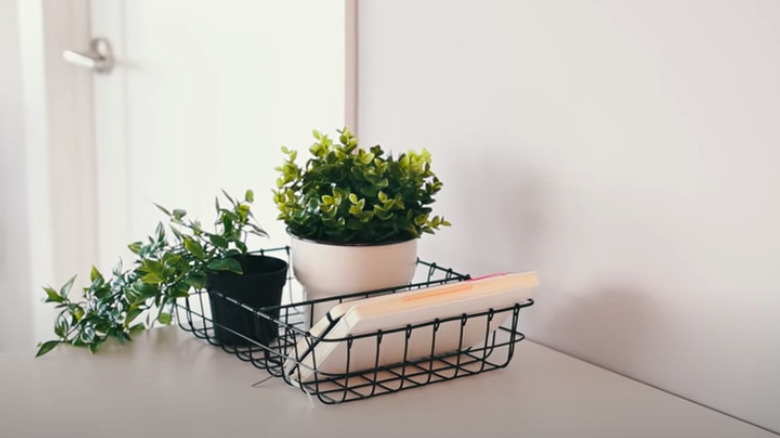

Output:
xmin=0 ymin=327 xmax=774 ymax=438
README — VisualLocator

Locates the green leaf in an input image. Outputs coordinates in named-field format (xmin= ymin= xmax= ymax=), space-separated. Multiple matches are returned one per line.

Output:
xmin=54 ymin=314 xmax=69 ymax=338
xmin=172 ymin=209 xmax=187 ymax=220
xmin=184 ymin=238 xmax=205 ymax=260
xmin=154 ymin=204 xmax=171 ymax=216
xmin=131 ymin=281 xmax=160 ymax=299
xmin=141 ymin=259 xmax=163 ymax=274
xmin=169 ymin=226 xmax=185 ymax=241
xmin=245 ymin=189 xmax=254 ymax=203
xmin=126 ymin=308 xmax=143 ymax=324
xmin=207 ymin=258 xmax=242 ymax=274
xmin=128 ymin=241 xmax=143 ymax=255
xmin=209 ymin=235 xmax=228 ymax=248
xmin=43 ymin=287 xmax=65 ymax=303
xmin=59 ymin=276 xmax=76 ymax=298
xmin=35 ymin=341 xmax=60 ymax=358
xmin=155 ymin=222 xmax=166 ymax=241
xmin=90 ymin=266 xmax=102 ymax=283
xmin=236 ymin=203 xmax=251 ymax=220
xmin=170 ymin=282 xmax=191 ymax=298
xmin=161 ymin=252 xmax=182 ymax=267
xmin=78 ymin=326 xmax=95 ymax=344
xmin=249 ymin=223 xmax=267 ymax=237
xmin=141 ymin=271 xmax=164 ymax=284
xmin=223 ymin=249 xmax=241 ymax=258
xmin=71 ymin=339 xmax=87 ymax=348
xmin=220 ymin=189 xmax=235 ymax=205
xmin=185 ymin=272 xmax=207 ymax=289
xmin=72 ymin=306 xmax=85 ymax=322
xmin=129 ymin=323 xmax=145 ymax=334
xmin=111 ymin=329 xmax=131 ymax=344
xmin=157 ymin=312 xmax=172 ymax=325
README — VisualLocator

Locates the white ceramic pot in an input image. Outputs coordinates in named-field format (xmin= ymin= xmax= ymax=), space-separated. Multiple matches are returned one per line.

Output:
xmin=290 ymin=235 xmax=418 ymax=323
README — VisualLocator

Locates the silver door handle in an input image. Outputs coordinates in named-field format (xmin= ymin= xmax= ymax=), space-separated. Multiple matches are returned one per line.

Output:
xmin=63 ymin=38 xmax=113 ymax=73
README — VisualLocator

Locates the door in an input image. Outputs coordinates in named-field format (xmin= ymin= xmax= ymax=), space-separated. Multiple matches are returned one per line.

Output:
xmin=83 ymin=1 xmax=350 ymax=271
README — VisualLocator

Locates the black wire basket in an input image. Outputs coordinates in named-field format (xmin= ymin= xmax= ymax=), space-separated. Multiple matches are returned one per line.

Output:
xmin=174 ymin=246 xmax=534 ymax=404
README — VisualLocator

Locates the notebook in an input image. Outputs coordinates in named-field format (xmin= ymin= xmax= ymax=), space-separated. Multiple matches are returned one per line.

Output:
xmin=285 ymin=272 xmax=538 ymax=383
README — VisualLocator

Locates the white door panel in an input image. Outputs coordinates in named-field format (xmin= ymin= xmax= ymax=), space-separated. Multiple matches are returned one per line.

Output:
xmin=91 ymin=0 xmax=346 ymax=270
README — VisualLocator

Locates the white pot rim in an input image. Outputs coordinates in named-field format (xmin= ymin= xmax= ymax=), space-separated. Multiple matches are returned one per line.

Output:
xmin=288 ymin=231 xmax=418 ymax=248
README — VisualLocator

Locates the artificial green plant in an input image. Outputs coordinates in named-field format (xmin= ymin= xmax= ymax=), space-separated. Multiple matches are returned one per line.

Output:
xmin=273 ymin=128 xmax=450 ymax=244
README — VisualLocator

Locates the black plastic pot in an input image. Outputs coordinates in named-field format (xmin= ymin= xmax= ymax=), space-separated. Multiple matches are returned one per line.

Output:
xmin=206 ymin=254 xmax=288 ymax=346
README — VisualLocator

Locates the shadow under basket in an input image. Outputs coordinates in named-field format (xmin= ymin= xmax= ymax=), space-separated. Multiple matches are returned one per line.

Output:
xmin=206 ymin=254 xmax=288 ymax=346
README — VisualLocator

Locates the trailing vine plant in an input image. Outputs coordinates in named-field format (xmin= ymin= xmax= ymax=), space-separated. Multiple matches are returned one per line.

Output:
xmin=36 ymin=190 xmax=265 ymax=357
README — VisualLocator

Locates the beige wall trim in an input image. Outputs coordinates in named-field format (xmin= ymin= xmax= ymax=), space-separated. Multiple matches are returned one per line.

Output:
xmin=345 ymin=0 xmax=358 ymax=134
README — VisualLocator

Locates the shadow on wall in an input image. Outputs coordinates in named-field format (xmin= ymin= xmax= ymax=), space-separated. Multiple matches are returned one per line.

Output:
xmin=438 ymin=140 xmax=658 ymax=373
xmin=529 ymin=284 xmax=657 ymax=372
xmin=444 ymin=150 xmax=551 ymax=275
xmin=503 ymin=167 xmax=549 ymax=270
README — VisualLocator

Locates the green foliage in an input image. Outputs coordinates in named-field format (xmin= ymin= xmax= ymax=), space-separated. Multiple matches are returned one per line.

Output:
xmin=273 ymin=128 xmax=451 ymax=244
xmin=36 ymin=190 xmax=266 ymax=358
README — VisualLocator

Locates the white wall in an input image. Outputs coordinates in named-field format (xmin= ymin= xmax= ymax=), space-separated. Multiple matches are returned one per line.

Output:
xmin=359 ymin=0 xmax=780 ymax=432
xmin=0 ymin=0 xmax=33 ymax=351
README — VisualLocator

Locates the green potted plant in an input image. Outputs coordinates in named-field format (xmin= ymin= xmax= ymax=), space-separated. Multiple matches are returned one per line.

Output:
xmin=36 ymin=189 xmax=287 ymax=357
xmin=273 ymin=128 xmax=450 ymax=322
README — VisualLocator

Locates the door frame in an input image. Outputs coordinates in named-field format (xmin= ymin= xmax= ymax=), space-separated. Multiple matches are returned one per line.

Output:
xmin=17 ymin=0 xmax=96 ymax=342
xmin=346 ymin=0 xmax=359 ymax=133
